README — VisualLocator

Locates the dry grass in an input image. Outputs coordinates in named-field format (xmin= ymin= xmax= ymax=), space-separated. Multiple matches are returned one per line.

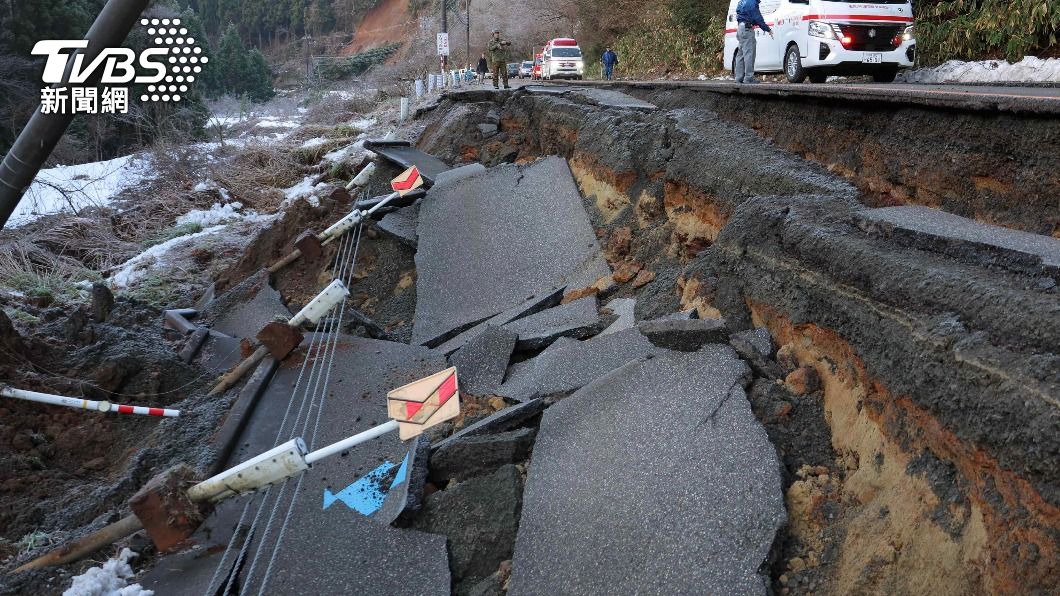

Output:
xmin=210 ymin=141 xmax=310 ymax=211
xmin=302 ymin=92 xmax=378 ymax=127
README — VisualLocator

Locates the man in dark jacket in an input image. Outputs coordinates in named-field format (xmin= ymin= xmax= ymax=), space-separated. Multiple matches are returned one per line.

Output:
xmin=476 ymin=53 xmax=489 ymax=83
xmin=734 ymin=0 xmax=774 ymax=84
xmin=602 ymin=47 xmax=618 ymax=81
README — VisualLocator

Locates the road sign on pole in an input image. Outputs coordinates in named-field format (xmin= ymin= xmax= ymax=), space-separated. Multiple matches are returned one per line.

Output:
xmin=437 ymin=32 xmax=450 ymax=56
xmin=391 ymin=166 xmax=424 ymax=196
xmin=387 ymin=367 xmax=460 ymax=440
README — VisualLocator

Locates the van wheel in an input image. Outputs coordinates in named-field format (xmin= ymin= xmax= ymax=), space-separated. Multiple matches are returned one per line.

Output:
xmin=808 ymin=71 xmax=828 ymax=84
xmin=732 ymin=50 xmax=741 ymax=79
xmin=872 ymin=67 xmax=899 ymax=83
xmin=785 ymin=45 xmax=806 ymax=83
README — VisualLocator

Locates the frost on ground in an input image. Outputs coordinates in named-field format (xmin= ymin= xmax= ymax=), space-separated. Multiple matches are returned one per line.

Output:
xmin=9 ymin=154 xmax=153 ymax=228
xmin=900 ymin=56 xmax=1060 ymax=83
xmin=63 ymin=549 xmax=152 ymax=596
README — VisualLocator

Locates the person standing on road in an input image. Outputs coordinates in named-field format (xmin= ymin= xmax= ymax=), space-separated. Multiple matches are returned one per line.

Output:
xmin=476 ymin=53 xmax=489 ymax=83
xmin=602 ymin=47 xmax=618 ymax=81
xmin=734 ymin=0 xmax=773 ymax=84
xmin=487 ymin=30 xmax=512 ymax=89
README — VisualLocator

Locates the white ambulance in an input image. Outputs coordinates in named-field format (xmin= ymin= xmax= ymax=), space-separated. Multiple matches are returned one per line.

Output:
xmin=723 ymin=0 xmax=916 ymax=83
xmin=541 ymin=38 xmax=585 ymax=80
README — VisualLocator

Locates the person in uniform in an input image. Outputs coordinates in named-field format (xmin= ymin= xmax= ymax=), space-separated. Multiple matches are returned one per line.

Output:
xmin=487 ymin=29 xmax=512 ymax=89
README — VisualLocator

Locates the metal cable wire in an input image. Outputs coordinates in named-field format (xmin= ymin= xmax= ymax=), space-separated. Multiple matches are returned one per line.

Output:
xmin=254 ymin=223 xmax=365 ymax=595
xmin=207 ymin=230 xmax=355 ymax=595
xmin=242 ymin=223 xmax=363 ymax=594
xmin=209 ymin=203 xmax=370 ymax=594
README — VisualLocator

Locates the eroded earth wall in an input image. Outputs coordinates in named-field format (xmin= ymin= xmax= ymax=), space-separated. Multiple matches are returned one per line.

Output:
xmin=416 ymin=87 xmax=1059 ymax=593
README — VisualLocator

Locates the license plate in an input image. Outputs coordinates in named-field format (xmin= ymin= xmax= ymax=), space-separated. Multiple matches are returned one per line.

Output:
xmin=862 ymin=53 xmax=883 ymax=64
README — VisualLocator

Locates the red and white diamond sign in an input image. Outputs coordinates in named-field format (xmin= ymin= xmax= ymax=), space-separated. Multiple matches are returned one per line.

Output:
xmin=387 ymin=367 xmax=460 ymax=440
xmin=390 ymin=165 xmax=424 ymax=197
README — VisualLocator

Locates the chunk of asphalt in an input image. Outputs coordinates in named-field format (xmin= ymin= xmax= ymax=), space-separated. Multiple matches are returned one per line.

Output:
xmin=857 ymin=205 xmax=1060 ymax=277
xmin=449 ymin=325 xmax=518 ymax=395
xmin=731 ymin=327 xmax=774 ymax=358
xmin=412 ymin=157 xmax=610 ymax=345
xmin=478 ymin=123 xmax=498 ymax=137
xmin=203 ymin=270 xmax=291 ymax=340
xmin=432 ymin=399 xmax=546 ymax=452
xmin=729 ymin=331 xmax=785 ymax=381
xmin=375 ymin=435 xmax=432 ymax=526
xmin=637 ymin=317 xmax=729 ymax=352
xmin=501 ymin=296 xmax=600 ymax=350
xmin=412 ymin=464 xmax=524 ymax=592
xmin=154 ymin=335 xmax=450 ymax=594
xmin=377 ymin=202 xmax=420 ymax=248
xmin=654 ymin=308 xmax=699 ymax=321
xmin=508 ymin=347 xmax=784 ymax=595
xmin=432 ymin=287 xmax=565 ymax=354
xmin=430 ymin=427 xmax=536 ymax=485
xmin=599 ymin=297 xmax=636 ymax=336
xmin=568 ymin=87 xmax=658 ymax=111
xmin=433 ymin=162 xmax=486 ymax=188
xmin=364 ymin=140 xmax=452 ymax=185
xmin=496 ymin=327 xmax=663 ymax=402
xmin=239 ymin=337 xmax=449 ymax=593
xmin=523 ymin=85 xmax=574 ymax=96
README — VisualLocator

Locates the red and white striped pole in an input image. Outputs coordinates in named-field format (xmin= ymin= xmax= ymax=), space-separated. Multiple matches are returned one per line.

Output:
xmin=1 ymin=387 xmax=179 ymax=417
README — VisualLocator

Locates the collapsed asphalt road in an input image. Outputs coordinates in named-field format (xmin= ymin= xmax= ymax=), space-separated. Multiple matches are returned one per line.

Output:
xmin=132 ymin=124 xmax=798 ymax=594
xmin=104 ymin=79 xmax=1060 ymax=596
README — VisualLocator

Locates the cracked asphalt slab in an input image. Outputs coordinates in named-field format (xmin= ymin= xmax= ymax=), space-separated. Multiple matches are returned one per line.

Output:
xmin=412 ymin=156 xmax=610 ymax=346
xmin=509 ymin=345 xmax=784 ymax=595
xmin=497 ymin=328 xmax=664 ymax=402
xmin=858 ymin=205 xmax=1060 ymax=275
xmin=172 ymin=334 xmax=450 ymax=594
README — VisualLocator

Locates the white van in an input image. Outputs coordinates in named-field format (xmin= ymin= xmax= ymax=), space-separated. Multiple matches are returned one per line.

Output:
xmin=542 ymin=38 xmax=585 ymax=80
xmin=723 ymin=0 xmax=915 ymax=83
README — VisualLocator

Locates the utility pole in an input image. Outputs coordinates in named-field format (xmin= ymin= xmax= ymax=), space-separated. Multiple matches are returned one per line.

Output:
xmin=466 ymin=0 xmax=471 ymax=70
xmin=304 ymin=5 xmax=312 ymax=83
xmin=0 ymin=0 xmax=151 ymax=228
xmin=441 ymin=0 xmax=448 ymax=74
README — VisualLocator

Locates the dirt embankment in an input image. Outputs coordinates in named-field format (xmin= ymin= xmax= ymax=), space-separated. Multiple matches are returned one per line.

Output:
xmin=343 ymin=0 xmax=416 ymax=55
xmin=415 ymin=88 xmax=1060 ymax=594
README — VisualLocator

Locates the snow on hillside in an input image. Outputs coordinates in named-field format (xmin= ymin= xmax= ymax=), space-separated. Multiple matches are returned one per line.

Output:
xmin=9 ymin=154 xmax=153 ymax=228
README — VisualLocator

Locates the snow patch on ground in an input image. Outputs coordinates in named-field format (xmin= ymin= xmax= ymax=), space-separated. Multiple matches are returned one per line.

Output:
xmin=901 ymin=56 xmax=1060 ymax=84
xmin=176 ymin=202 xmax=254 ymax=227
xmin=284 ymin=176 xmax=318 ymax=200
xmin=256 ymin=117 xmax=300 ymax=129
xmin=324 ymin=139 xmax=366 ymax=163
xmin=300 ymin=137 xmax=329 ymax=149
xmin=349 ymin=117 xmax=377 ymax=131
xmin=10 ymin=154 xmax=153 ymax=228
xmin=63 ymin=548 xmax=152 ymax=596
xmin=110 ymin=224 xmax=227 ymax=288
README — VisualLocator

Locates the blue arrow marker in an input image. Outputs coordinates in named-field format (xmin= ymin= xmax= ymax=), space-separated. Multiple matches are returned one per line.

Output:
xmin=323 ymin=461 xmax=396 ymax=515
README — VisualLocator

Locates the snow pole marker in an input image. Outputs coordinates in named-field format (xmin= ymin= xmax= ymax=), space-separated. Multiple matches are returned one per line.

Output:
xmin=1 ymin=387 xmax=179 ymax=417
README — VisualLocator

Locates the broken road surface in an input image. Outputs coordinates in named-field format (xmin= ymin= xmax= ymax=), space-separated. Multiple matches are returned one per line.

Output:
xmin=508 ymin=347 xmax=785 ymax=595
xmin=412 ymin=157 xmax=610 ymax=346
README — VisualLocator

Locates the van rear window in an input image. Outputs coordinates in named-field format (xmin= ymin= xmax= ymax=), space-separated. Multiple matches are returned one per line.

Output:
xmin=552 ymin=47 xmax=582 ymax=58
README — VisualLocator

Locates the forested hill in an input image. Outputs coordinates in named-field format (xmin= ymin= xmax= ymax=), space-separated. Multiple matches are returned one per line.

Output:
xmin=0 ymin=1 xmax=383 ymax=162
xmin=188 ymin=0 xmax=383 ymax=45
